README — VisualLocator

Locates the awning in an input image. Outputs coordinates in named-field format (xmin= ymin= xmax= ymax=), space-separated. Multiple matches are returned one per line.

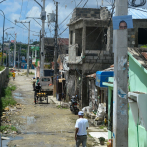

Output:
xmin=96 ymin=71 xmax=114 ymax=87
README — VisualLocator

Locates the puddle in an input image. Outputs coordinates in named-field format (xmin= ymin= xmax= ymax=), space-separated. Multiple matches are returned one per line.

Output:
xmin=21 ymin=116 xmax=36 ymax=125
xmin=21 ymin=131 xmax=74 ymax=135
xmin=13 ymin=93 xmax=23 ymax=100
xmin=2 ymin=136 xmax=23 ymax=147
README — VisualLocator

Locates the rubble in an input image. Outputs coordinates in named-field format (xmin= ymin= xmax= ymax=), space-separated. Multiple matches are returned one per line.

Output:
xmin=4 ymin=107 xmax=9 ymax=111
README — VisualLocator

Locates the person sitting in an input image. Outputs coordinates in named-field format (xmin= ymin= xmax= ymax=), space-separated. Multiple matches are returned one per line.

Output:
xmin=36 ymin=77 xmax=39 ymax=85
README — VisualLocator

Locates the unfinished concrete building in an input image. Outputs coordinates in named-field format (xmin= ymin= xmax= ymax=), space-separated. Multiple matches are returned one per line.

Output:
xmin=66 ymin=7 xmax=114 ymax=107
xmin=66 ymin=7 xmax=147 ymax=108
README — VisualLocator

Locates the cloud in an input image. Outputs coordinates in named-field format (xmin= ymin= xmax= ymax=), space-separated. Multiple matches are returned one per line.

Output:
xmin=10 ymin=13 xmax=20 ymax=22
xmin=3 ymin=1 xmax=21 ymax=14
xmin=26 ymin=6 xmax=40 ymax=18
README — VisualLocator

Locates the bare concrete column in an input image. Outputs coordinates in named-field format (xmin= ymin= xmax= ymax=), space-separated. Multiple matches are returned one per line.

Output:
xmin=75 ymin=70 xmax=77 ymax=94
xmin=82 ymin=21 xmax=86 ymax=58
xmin=113 ymin=0 xmax=128 ymax=146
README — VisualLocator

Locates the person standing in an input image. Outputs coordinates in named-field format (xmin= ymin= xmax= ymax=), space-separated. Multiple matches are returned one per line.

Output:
xmin=12 ymin=71 xmax=16 ymax=81
xmin=75 ymin=111 xmax=89 ymax=147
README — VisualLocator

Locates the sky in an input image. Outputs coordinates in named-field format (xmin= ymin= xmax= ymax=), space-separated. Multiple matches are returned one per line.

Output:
xmin=0 ymin=0 xmax=146 ymax=44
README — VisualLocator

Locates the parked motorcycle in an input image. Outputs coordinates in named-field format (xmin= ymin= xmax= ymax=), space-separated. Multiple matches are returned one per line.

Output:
xmin=70 ymin=96 xmax=79 ymax=115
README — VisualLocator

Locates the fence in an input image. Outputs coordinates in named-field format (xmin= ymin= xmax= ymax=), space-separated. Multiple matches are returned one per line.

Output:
xmin=0 ymin=67 xmax=9 ymax=96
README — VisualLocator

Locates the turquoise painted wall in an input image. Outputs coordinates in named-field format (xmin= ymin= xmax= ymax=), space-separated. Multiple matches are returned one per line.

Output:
xmin=104 ymin=55 xmax=147 ymax=147
xmin=108 ymin=87 xmax=113 ymax=140
xmin=128 ymin=106 xmax=147 ymax=147
xmin=129 ymin=55 xmax=147 ymax=147
xmin=129 ymin=56 xmax=147 ymax=93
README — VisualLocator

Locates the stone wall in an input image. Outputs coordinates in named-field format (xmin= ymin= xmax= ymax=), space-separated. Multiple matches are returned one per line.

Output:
xmin=0 ymin=67 xmax=9 ymax=96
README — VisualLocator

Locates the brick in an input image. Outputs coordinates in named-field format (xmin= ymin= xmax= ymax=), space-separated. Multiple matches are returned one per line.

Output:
xmin=108 ymin=60 xmax=114 ymax=63
xmin=100 ymin=56 xmax=105 ymax=60
xmin=86 ymin=56 xmax=93 ymax=60
xmin=85 ymin=59 xmax=90 ymax=63
xmin=94 ymin=56 xmax=98 ymax=59
xmin=97 ymin=60 xmax=103 ymax=63
xmin=102 ymin=60 xmax=109 ymax=63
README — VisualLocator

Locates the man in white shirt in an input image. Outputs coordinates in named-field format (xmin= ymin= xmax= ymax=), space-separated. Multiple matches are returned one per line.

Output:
xmin=75 ymin=111 xmax=89 ymax=147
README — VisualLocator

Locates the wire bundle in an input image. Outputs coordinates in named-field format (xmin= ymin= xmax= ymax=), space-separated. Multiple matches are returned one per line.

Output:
xmin=128 ymin=0 xmax=146 ymax=7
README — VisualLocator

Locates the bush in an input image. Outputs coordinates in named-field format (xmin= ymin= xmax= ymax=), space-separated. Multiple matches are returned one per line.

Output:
xmin=0 ymin=125 xmax=17 ymax=133
xmin=141 ymin=44 xmax=147 ymax=48
xmin=99 ymin=137 xmax=105 ymax=141
xmin=0 ymin=85 xmax=17 ymax=114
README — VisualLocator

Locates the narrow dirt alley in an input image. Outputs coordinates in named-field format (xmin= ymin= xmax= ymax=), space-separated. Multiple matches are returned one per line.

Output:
xmin=4 ymin=71 xmax=95 ymax=147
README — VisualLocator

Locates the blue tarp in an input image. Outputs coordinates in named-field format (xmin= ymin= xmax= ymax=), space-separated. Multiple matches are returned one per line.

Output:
xmin=96 ymin=71 xmax=114 ymax=87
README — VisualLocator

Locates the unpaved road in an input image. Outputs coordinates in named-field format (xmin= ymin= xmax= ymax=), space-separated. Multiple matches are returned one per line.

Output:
xmin=4 ymin=71 xmax=94 ymax=147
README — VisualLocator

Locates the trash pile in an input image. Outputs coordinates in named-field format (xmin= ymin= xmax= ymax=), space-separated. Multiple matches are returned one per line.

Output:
xmin=82 ymin=103 xmax=107 ymax=126
xmin=0 ymin=103 xmax=23 ymax=134
xmin=95 ymin=103 xmax=107 ymax=125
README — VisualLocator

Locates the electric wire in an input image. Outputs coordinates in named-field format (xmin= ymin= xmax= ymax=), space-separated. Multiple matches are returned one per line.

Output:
xmin=128 ymin=0 xmax=146 ymax=7
xmin=19 ymin=0 xmax=24 ymax=20
xmin=0 ymin=13 xmax=40 ymax=33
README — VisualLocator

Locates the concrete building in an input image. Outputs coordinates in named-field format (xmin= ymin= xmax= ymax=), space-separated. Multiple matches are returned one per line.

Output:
xmin=66 ymin=6 xmax=147 ymax=108
xmin=66 ymin=7 xmax=114 ymax=107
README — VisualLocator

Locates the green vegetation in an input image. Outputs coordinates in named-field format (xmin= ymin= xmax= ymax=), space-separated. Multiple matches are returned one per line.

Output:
xmin=99 ymin=137 xmax=105 ymax=141
xmin=23 ymin=71 xmax=34 ymax=75
xmin=0 ymin=66 xmax=5 ymax=71
xmin=140 ymin=44 xmax=147 ymax=48
xmin=56 ymin=105 xmax=68 ymax=109
xmin=88 ymin=134 xmax=93 ymax=138
xmin=0 ymin=125 xmax=17 ymax=133
xmin=29 ymin=71 xmax=34 ymax=75
xmin=8 ymin=72 xmax=12 ymax=77
xmin=99 ymin=125 xmax=105 ymax=129
xmin=0 ymin=85 xmax=17 ymax=115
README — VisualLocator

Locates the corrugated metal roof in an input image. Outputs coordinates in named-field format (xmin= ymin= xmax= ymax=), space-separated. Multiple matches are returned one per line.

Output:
xmin=141 ymin=52 xmax=147 ymax=60
xmin=106 ymin=6 xmax=147 ymax=19
xmin=86 ymin=73 xmax=96 ymax=78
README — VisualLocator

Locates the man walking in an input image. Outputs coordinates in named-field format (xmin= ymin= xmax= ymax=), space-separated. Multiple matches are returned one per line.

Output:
xmin=75 ymin=111 xmax=89 ymax=147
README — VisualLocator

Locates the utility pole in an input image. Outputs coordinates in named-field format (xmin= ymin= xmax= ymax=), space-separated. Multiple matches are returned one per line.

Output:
xmin=34 ymin=0 xmax=46 ymax=78
xmin=40 ymin=0 xmax=45 ymax=77
xmin=18 ymin=45 xmax=21 ymax=69
xmin=14 ymin=34 xmax=17 ymax=68
xmin=27 ymin=22 xmax=30 ymax=76
xmin=15 ymin=20 xmax=30 ymax=76
xmin=53 ymin=2 xmax=58 ymax=97
xmin=113 ymin=0 xmax=128 ymax=147
xmin=8 ymin=38 xmax=10 ymax=67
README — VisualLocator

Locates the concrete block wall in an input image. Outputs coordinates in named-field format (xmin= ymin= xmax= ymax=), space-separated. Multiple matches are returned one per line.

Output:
xmin=70 ymin=8 xmax=100 ymax=22
xmin=128 ymin=28 xmax=136 ymax=48
xmin=0 ymin=67 xmax=9 ymax=96
xmin=108 ymin=28 xmax=136 ymax=52
xmin=85 ymin=50 xmax=114 ymax=64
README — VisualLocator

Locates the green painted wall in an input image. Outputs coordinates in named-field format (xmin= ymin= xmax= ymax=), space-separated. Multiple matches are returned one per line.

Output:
xmin=128 ymin=106 xmax=147 ymax=147
xmin=103 ymin=55 xmax=147 ymax=147
xmin=108 ymin=87 xmax=113 ymax=140
xmin=129 ymin=56 xmax=147 ymax=93
xmin=129 ymin=55 xmax=147 ymax=147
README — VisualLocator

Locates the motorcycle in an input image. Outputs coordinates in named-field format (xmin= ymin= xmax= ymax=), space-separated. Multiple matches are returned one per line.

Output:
xmin=70 ymin=96 xmax=79 ymax=115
